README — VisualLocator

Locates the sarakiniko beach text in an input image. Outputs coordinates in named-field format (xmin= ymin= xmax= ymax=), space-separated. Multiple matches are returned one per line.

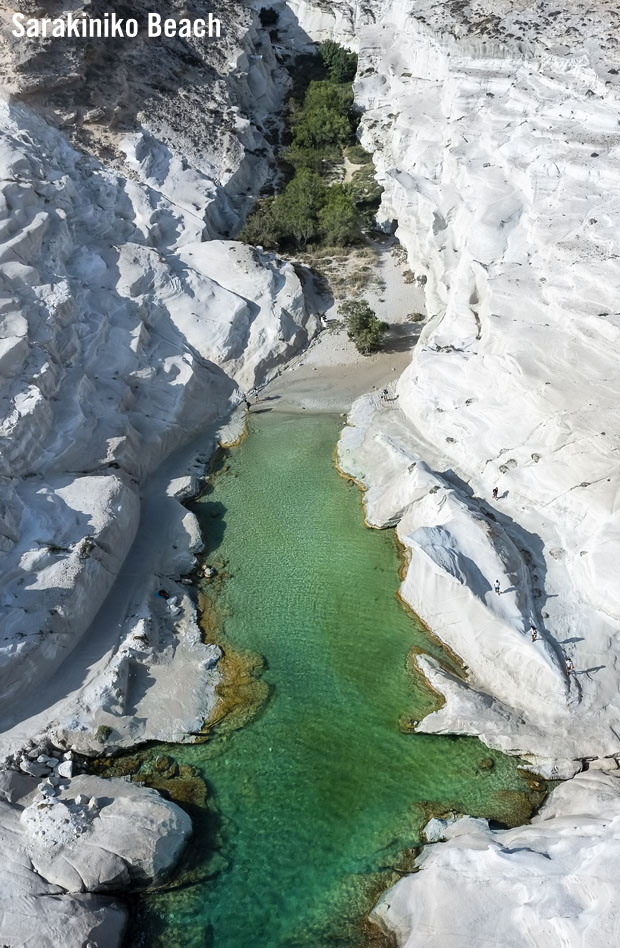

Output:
xmin=11 ymin=11 xmax=222 ymax=39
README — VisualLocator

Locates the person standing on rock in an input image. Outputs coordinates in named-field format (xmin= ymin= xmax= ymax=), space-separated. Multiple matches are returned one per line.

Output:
xmin=566 ymin=657 xmax=574 ymax=675
xmin=530 ymin=625 xmax=538 ymax=641
xmin=494 ymin=579 xmax=501 ymax=594
xmin=243 ymin=396 xmax=251 ymax=411
xmin=492 ymin=486 xmax=499 ymax=500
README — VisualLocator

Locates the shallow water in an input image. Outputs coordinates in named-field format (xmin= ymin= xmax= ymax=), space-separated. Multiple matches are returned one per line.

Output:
xmin=129 ymin=412 xmax=542 ymax=948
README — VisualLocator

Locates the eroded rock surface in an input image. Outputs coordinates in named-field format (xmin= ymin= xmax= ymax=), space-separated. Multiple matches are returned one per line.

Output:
xmin=289 ymin=0 xmax=620 ymax=763
xmin=0 ymin=764 xmax=191 ymax=947
xmin=372 ymin=768 xmax=620 ymax=948
xmin=0 ymin=3 xmax=316 ymax=759
xmin=0 ymin=8 xmax=317 ymax=942
xmin=284 ymin=0 xmax=620 ymax=942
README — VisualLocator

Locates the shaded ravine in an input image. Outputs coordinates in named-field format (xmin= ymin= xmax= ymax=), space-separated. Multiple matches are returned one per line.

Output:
xmin=123 ymin=411 xmax=545 ymax=948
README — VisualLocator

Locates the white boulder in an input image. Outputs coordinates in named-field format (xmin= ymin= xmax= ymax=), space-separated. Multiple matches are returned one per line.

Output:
xmin=56 ymin=760 xmax=73 ymax=779
xmin=372 ymin=770 xmax=620 ymax=948
xmin=20 ymin=775 xmax=191 ymax=893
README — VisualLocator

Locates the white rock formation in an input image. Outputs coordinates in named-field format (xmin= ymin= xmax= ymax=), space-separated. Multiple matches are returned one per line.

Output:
xmin=3 ymin=0 xmax=620 ymax=942
xmin=22 ymin=775 xmax=191 ymax=891
xmin=0 ymin=768 xmax=191 ymax=947
xmin=283 ymin=0 xmax=620 ymax=941
xmin=372 ymin=768 xmax=620 ymax=948
xmin=290 ymin=0 xmax=620 ymax=762
xmin=0 ymin=12 xmax=316 ymax=757
xmin=0 ymin=0 xmax=290 ymax=237
xmin=0 ymin=8 xmax=317 ymax=942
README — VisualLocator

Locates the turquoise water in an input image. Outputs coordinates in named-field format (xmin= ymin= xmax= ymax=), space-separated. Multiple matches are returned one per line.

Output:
xmin=129 ymin=412 xmax=542 ymax=948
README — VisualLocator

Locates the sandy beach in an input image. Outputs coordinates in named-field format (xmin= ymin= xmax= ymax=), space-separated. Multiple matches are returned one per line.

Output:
xmin=264 ymin=237 xmax=425 ymax=413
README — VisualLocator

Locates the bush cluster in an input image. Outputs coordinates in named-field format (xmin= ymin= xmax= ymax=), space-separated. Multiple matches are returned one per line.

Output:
xmin=241 ymin=42 xmax=383 ymax=252
xmin=320 ymin=39 xmax=358 ymax=83
xmin=242 ymin=174 xmax=361 ymax=250
xmin=287 ymin=81 xmax=355 ymax=169
xmin=339 ymin=300 xmax=389 ymax=354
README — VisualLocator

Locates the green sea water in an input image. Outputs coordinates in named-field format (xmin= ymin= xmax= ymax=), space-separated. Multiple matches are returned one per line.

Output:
xmin=128 ymin=411 xmax=543 ymax=948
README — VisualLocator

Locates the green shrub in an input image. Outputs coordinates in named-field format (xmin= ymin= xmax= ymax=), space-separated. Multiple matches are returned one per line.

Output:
xmin=289 ymin=81 xmax=355 ymax=154
xmin=344 ymin=143 xmax=372 ymax=165
xmin=339 ymin=299 xmax=389 ymax=354
xmin=239 ymin=197 xmax=281 ymax=249
xmin=291 ymin=107 xmax=352 ymax=152
xmin=318 ymin=184 xmax=361 ymax=246
xmin=272 ymin=169 xmax=327 ymax=247
xmin=349 ymin=163 xmax=384 ymax=210
xmin=320 ymin=40 xmax=358 ymax=83
xmin=302 ymin=80 xmax=354 ymax=114
xmin=95 ymin=724 xmax=113 ymax=743
xmin=283 ymin=144 xmax=329 ymax=172
xmin=241 ymin=43 xmax=380 ymax=253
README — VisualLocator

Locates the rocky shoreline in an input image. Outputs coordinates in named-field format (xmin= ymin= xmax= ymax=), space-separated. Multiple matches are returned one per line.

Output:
xmin=280 ymin=0 xmax=620 ymax=943
xmin=0 ymin=5 xmax=318 ymax=942
xmin=0 ymin=748 xmax=191 ymax=947
xmin=2 ymin=0 xmax=620 ymax=945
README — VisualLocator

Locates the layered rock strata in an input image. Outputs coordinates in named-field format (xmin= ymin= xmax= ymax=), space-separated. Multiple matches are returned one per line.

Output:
xmin=0 ymin=7 xmax=316 ymax=943
xmin=282 ymin=0 xmax=620 ymax=943
xmin=287 ymin=0 xmax=620 ymax=765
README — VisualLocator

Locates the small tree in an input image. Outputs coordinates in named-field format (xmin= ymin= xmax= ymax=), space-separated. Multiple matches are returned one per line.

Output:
xmin=303 ymin=80 xmax=354 ymax=114
xmin=272 ymin=169 xmax=327 ymax=247
xmin=239 ymin=197 xmax=281 ymax=249
xmin=318 ymin=184 xmax=361 ymax=246
xmin=288 ymin=81 xmax=355 ymax=158
xmin=340 ymin=299 xmax=389 ymax=354
xmin=320 ymin=40 xmax=358 ymax=83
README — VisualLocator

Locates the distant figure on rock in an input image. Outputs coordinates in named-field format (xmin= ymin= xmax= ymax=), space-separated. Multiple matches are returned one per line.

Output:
xmin=157 ymin=589 xmax=170 ymax=601
xmin=530 ymin=625 xmax=538 ymax=641
xmin=494 ymin=579 xmax=501 ymax=595
xmin=566 ymin=657 xmax=574 ymax=675
xmin=243 ymin=397 xmax=251 ymax=411
xmin=492 ymin=486 xmax=499 ymax=500
xmin=381 ymin=388 xmax=389 ymax=401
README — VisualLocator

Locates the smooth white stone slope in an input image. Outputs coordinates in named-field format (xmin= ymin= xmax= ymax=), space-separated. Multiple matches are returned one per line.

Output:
xmin=0 ymin=92 xmax=314 ymax=753
xmin=372 ymin=767 xmax=620 ymax=948
xmin=283 ymin=0 xmax=620 ymax=942
xmin=0 ymin=766 xmax=191 ymax=947
xmin=288 ymin=0 xmax=620 ymax=765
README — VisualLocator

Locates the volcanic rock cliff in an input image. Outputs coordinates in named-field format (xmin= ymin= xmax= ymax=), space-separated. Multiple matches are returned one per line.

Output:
xmin=0 ymin=7 xmax=317 ymax=943
xmin=3 ymin=0 xmax=620 ymax=944
xmin=0 ymin=0 xmax=315 ymax=749
xmin=281 ymin=0 xmax=620 ymax=944
xmin=284 ymin=0 xmax=620 ymax=765
xmin=0 ymin=0 xmax=285 ymax=234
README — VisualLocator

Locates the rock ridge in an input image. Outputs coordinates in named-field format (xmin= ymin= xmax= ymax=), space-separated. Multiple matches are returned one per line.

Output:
xmin=0 ymin=10 xmax=317 ymax=942
xmin=283 ymin=0 xmax=620 ymax=943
